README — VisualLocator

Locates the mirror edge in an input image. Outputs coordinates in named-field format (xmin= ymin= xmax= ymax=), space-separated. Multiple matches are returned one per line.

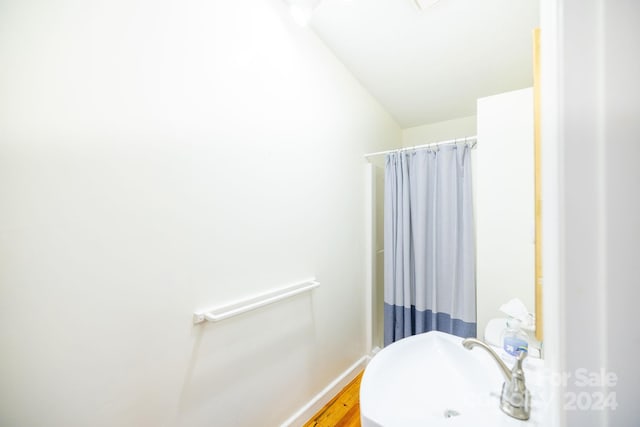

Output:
xmin=533 ymin=27 xmax=543 ymax=343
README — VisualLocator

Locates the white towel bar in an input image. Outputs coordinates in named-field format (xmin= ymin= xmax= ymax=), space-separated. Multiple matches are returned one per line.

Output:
xmin=193 ymin=278 xmax=320 ymax=324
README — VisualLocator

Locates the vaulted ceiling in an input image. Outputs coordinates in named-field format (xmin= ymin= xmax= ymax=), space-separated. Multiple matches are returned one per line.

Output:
xmin=310 ymin=0 xmax=539 ymax=127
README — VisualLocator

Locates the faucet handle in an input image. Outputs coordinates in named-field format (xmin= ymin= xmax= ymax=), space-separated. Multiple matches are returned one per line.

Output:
xmin=510 ymin=349 xmax=528 ymax=384
xmin=512 ymin=349 xmax=527 ymax=374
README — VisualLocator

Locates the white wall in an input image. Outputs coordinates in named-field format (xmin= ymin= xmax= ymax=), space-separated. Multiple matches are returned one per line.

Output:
xmin=541 ymin=1 xmax=640 ymax=426
xmin=476 ymin=88 xmax=535 ymax=339
xmin=402 ymin=115 xmax=477 ymax=147
xmin=0 ymin=0 xmax=401 ymax=426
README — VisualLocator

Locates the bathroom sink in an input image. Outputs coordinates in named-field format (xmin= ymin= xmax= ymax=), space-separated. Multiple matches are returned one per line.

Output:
xmin=360 ymin=331 xmax=548 ymax=426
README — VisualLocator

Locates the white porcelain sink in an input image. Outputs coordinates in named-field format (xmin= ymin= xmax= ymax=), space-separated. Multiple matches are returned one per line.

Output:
xmin=360 ymin=331 xmax=548 ymax=427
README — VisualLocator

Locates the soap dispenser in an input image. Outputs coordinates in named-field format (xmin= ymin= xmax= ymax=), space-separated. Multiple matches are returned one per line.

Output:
xmin=501 ymin=317 xmax=529 ymax=363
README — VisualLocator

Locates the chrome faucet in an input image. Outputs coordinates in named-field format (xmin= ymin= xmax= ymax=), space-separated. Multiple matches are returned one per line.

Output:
xmin=462 ymin=338 xmax=531 ymax=421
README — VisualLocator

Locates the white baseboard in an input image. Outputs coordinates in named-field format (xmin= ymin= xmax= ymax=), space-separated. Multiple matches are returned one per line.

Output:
xmin=280 ymin=354 xmax=371 ymax=427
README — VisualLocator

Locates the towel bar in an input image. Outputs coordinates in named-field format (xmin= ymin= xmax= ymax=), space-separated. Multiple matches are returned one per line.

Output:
xmin=193 ymin=278 xmax=320 ymax=324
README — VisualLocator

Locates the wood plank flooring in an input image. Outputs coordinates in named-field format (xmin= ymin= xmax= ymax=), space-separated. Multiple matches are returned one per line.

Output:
xmin=303 ymin=371 xmax=364 ymax=427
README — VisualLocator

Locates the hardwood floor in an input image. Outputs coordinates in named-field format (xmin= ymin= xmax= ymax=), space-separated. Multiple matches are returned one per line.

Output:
xmin=303 ymin=371 xmax=364 ymax=427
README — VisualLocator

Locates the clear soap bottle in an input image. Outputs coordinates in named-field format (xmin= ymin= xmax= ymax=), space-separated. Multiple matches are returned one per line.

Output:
xmin=501 ymin=317 xmax=529 ymax=364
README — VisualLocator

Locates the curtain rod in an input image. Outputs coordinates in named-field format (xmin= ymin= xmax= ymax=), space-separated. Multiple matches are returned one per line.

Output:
xmin=364 ymin=135 xmax=478 ymax=159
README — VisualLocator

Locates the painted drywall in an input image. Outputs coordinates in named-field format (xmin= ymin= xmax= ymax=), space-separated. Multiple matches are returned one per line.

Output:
xmin=402 ymin=115 xmax=477 ymax=147
xmin=541 ymin=1 xmax=640 ymax=425
xmin=311 ymin=1 xmax=539 ymax=126
xmin=372 ymin=166 xmax=385 ymax=349
xmin=476 ymin=88 xmax=535 ymax=340
xmin=0 ymin=0 xmax=401 ymax=426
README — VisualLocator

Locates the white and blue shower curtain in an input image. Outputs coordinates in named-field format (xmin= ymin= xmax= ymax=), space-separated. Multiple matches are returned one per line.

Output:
xmin=384 ymin=144 xmax=476 ymax=346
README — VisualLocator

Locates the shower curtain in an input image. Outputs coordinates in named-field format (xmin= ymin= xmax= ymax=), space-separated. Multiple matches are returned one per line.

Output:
xmin=384 ymin=144 xmax=476 ymax=346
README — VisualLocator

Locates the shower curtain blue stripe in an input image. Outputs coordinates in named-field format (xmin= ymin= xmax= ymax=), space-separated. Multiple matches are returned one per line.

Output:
xmin=383 ymin=144 xmax=476 ymax=346
xmin=384 ymin=304 xmax=477 ymax=345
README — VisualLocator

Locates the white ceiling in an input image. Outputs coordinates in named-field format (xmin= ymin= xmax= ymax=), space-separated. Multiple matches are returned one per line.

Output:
xmin=310 ymin=0 xmax=539 ymax=128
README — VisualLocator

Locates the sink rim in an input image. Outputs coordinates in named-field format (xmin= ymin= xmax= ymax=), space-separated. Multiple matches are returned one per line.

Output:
xmin=360 ymin=331 xmax=539 ymax=426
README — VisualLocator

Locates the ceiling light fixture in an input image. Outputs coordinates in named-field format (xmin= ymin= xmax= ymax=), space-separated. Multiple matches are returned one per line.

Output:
xmin=413 ymin=0 xmax=441 ymax=11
